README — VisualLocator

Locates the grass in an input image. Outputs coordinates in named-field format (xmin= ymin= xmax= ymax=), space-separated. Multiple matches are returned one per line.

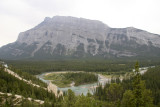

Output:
xmin=52 ymin=80 xmax=72 ymax=88
xmin=44 ymin=73 xmax=72 ymax=87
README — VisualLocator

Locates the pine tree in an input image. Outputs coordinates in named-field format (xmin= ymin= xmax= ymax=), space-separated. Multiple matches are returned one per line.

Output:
xmin=122 ymin=62 xmax=154 ymax=107
xmin=133 ymin=62 xmax=143 ymax=107
xmin=63 ymin=89 xmax=76 ymax=107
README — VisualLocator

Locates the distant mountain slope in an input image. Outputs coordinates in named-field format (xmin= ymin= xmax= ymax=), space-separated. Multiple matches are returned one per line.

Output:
xmin=0 ymin=16 xmax=160 ymax=60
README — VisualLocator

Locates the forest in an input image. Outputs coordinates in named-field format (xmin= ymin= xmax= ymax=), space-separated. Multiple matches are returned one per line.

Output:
xmin=94 ymin=64 xmax=160 ymax=106
xmin=44 ymin=72 xmax=98 ymax=87
xmin=0 ymin=64 xmax=58 ymax=103
xmin=64 ymin=72 xmax=98 ymax=86
xmin=0 ymin=61 xmax=160 ymax=107
xmin=5 ymin=60 xmax=160 ymax=75
xmin=9 ymin=66 xmax=47 ymax=88
xmin=142 ymin=66 xmax=160 ymax=105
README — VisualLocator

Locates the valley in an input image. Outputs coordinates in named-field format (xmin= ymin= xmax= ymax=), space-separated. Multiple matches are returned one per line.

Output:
xmin=0 ymin=16 xmax=160 ymax=107
xmin=1 ymin=60 xmax=160 ymax=106
xmin=37 ymin=65 xmax=152 ymax=95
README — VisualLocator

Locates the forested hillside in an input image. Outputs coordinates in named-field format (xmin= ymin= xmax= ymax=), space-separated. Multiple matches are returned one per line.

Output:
xmin=142 ymin=66 xmax=160 ymax=105
xmin=0 ymin=64 xmax=59 ymax=106
xmin=9 ymin=67 xmax=47 ymax=88
xmin=1 ymin=61 xmax=160 ymax=107
xmin=94 ymin=64 xmax=160 ymax=106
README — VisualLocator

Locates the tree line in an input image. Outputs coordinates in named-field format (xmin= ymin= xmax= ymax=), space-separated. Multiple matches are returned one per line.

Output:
xmin=6 ymin=60 xmax=160 ymax=75
xmin=64 ymin=72 xmax=98 ymax=86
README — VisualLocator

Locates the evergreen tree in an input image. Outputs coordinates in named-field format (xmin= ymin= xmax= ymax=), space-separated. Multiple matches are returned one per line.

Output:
xmin=106 ymin=83 xmax=123 ymax=102
xmin=133 ymin=62 xmax=143 ymax=107
xmin=63 ymin=89 xmax=76 ymax=107
xmin=121 ymin=62 xmax=153 ymax=107
xmin=75 ymin=94 xmax=97 ymax=107
xmin=121 ymin=90 xmax=135 ymax=107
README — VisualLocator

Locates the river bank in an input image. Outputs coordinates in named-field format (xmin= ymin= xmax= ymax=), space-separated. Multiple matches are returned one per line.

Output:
xmin=37 ymin=71 xmax=121 ymax=95
xmin=37 ymin=66 xmax=154 ymax=95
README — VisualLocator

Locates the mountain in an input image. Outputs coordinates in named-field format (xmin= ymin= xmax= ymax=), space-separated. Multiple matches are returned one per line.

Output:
xmin=0 ymin=16 xmax=160 ymax=60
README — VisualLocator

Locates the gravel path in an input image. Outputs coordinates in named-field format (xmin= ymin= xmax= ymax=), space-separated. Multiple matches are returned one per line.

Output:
xmin=0 ymin=92 xmax=44 ymax=105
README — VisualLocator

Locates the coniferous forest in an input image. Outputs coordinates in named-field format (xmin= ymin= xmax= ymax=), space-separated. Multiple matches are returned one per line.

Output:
xmin=5 ymin=60 xmax=160 ymax=74
xmin=0 ymin=61 xmax=160 ymax=107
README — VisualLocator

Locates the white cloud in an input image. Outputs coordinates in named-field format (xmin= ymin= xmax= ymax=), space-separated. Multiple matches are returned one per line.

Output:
xmin=0 ymin=0 xmax=160 ymax=47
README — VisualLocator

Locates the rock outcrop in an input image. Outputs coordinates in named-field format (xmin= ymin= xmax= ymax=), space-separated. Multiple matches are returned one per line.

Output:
xmin=47 ymin=82 xmax=63 ymax=96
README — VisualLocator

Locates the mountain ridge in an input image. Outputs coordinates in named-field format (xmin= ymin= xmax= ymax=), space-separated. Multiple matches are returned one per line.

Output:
xmin=0 ymin=16 xmax=160 ymax=60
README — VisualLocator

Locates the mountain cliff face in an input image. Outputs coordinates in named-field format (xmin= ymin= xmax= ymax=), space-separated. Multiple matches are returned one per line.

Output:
xmin=0 ymin=16 xmax=160 ymax=60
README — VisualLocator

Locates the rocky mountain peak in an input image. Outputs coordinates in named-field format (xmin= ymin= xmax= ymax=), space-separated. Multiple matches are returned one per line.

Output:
xmin=0 ymin=16 xmax=160 ymax=60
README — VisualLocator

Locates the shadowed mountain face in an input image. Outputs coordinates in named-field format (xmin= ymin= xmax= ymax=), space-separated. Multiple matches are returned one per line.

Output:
xmin=0 ymin=16 xmax=160 ymax=60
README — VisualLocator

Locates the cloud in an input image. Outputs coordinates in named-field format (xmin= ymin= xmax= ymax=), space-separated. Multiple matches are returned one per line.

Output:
xmin=0 ymin=0 xmax=160 ymax=47
xmin=23 ymin=0 xmax=76 ymax=17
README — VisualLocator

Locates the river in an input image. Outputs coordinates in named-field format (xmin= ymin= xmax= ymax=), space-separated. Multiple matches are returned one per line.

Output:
xmin=37 ymin=66 xmax=154 ymax=95
xmin=37 ymin=72 xmax=110 ymax=95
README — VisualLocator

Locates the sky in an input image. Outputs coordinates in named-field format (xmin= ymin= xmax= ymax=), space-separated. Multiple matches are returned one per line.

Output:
xmin=0 ymin=0 xmax=160 ymax=47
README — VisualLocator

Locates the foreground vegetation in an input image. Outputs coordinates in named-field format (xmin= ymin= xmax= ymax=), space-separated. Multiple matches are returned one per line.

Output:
xmin=94 ymin=63 xmax=160 ymax=107
xmin=142 ymin=66 xmax=160 ymax=105
xmin=0 ymin=64 xmax=60 ymax=106
xmin=44 ymin=72 xmax=98 ymax=87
